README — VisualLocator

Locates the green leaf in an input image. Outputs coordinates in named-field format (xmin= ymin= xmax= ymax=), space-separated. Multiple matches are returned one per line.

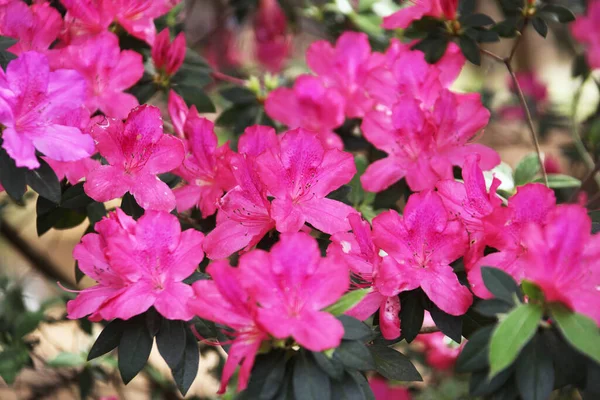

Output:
xmin=293 ymin=351 xmax=331 ymax=400
xmin=88 ymin=320 xmax=125 ymax=361
xmin=312 ymin=351 xmax=344 ymax=380
xmin=459 ymin=35 xmax=481 ymax=65
xmin=25 ymin=158 xmax=61 ymax=204
xmin=515 ymin=335 xmax=554 ymax=400
xmin=86 ymin=202 xmax=107 ymax=228
xmin=430 ymin=305 xmax=462 ymax=343
xmin=0 ymin=145 xmax=27 ymax=200
xmin=78 ymin=367 xmax=94 ymax=399
xmin=349 ymin=154 xmax=369 ymax=207
xmin=573 ymin=54 xmax=590 ymax=78
xmin=532 ymin=17 xmax=548 ymax=38
xmin=412 ymin=36 xmax=450 ymax=64
xmin=324 ymin=288 xmax=370 ymax=316
xmin=339 ymin=315 xmax=373 ymax=341
xmin=461 ymin=13 xmax=495 ymax=27
xmin=173 ymin=84 xmax=215 ymax=113
xmin=0 ymin=36 xmax=17 ymax=69
xmin=118 ymin=317 xmax=154 ymax=384
xmin=399 ymin=290 xmax=424 ymax=343
xmin=127 ymin=79 xmax=157 ymax=104
xmin=533 ymin=174 xmax=581 ymax=189
xmin=514 ymin=153 xmax=540 ymax=186
xmin=493 ymin=16 xmax=520 ymax=37
xmin=14 ymin=311 xmax=44 ymax=338
xmin=0 ymin=347 xmax=30 ymax=384
xmin=243 ymin=350 xmax=287 ymax=399
xmin=489 ymin=303 xmax=543 ymax=377
xmin=550 ymin=304 xmax=600 ymax=365
xmin=172 ymin=329 xmax=199 ymax=396
xmin=520 ymin=281 xmax=544 ymax=302
xmin=540 ymin=4 xmax=575 ymax=23
xmin=348 ymin=370 xmax=375 ymax=400
xmin=469 ymin=367 xmax=514 ymax=397
xmin=0 ymin=36 xmax=17 ymax=51
xmin=480 ymin=266 xmax=520 ymax=304
xmin=47 ymin=352 xmax=86 ymax=368
xmin=474 ymin=299 xmax=513 ymax=317
xmin=220 ymin=86 xmax=257 ymax=105
xmin=61 ymin=182 xmax=94 ymax=209
xmin=331 ymin=372 xmax=369 ymax=400
xmin=121 ymin=192 xmax=144 ymax=219
xmin=368 ymin=345 xmax=422 ymax=381
xmin=156 ymin=319 xmax=186 ymax=370
xmin=334 ymin=340 xmax=375 ymax=371
xmin=456 ymin=326 xmax=494 ymax=373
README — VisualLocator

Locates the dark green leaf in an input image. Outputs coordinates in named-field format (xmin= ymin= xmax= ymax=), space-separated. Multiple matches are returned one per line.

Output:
xmin=86 ymin=202 xmax=107 ymax=228
xmin=183 ymin=271 xmax=210 ymax=284
xmin=121 ymin=192 xmax=144 ymax=219
xmin=348 ymin=370 xmax=375 ymax=400
xmin=173 ymin=84 xmax=215 ymax=113
xmin=127 ymin=80 xmax=157 ymax=104
xmin=474 ymin=299 xmax=513 ymax=317
xmin=369 ymin=345 xmax=422 ymax=381
xmin=244 ymin=350 xmax=287 ymax=399
xmin=0 ymin=145 xmax=27 ymax=200
xmin=172 ymin=329 xmax=199 ymax=396
xmin=459 ymin=35 xmax=481 ymax=65
xmin=499 ymin=0 xmax=522 ymax=12
xmin=220 ymin=86 xmax=257 ymax=105
xmin=75 ymin=261 xmax=85 ymax=283
xmin=53 ymin=209 xmax=87 ymax=230
xmin=334 ymin=340 xmax=375 ymax=371
xmin=573 ymin=54 xmax=590 ymax=78
xmin=458 ymin=0 xmax=476 ymax=16
xmin=61 ymin=182 xmax=94 ymax=209
xmin=489 ymin=303 xmax=543 ymax=377
xmin=430 ymin=305 xmax=462 ymax=343
xmin=516 ymin=335 xmax=554 ymax=400
xmin=14 ymin=311 xmax=44 ymax=338
xmin=470 ymin=367 xmax=514 ymax=397
xmin=540 ymin=5 xmax=576 ymax=23
xmin=399 ymin=291 xmax=424 ymax=343
xmin=456 ymin=326 xmax=494 ymax=373
xmin=493 ymin=17 xmax=520 ymax=37
xmin=88 ymin=320 xmax=126 ymax=361
xmin=145 ymin=308 xmax=161 ymax=338
xmin=156 ymin=319 xmax=186 ymax=370
xmin=0 ymin=36 xmax=17 ymax=69
xmin=349 ymin=154 xmax=369 ymax=206
xmin=0 ymin=36 xmax=17 ymax=51
xmin=550 ymin=304 xmax=600 ymax=364
xmin=481 ymin=267 xmax=520 ymax=304
xmin=0 ymin=347 xmax=30 ymax=384
xmin=25 ymin=158 xmax=61 ymax=203
xmin=312 ymin=351 xmax=344 ymax=380
xmin=293 ymin=351 xmax=331 ymax=400
xmin=78 ymin=367 xmax=94 ymax=400
xmin=532 ymin=17 xmax=548 ymax=38
xmin=461 ymin=13 xmax=495 ymax=27
xmin=119 ymin=317 xmax=154 ymax=384
xmin=331 ymin=372 xmax=368 ymax=400
xmin=412 ymin=36 xmax=450 ymax=64
xmin=339 ymin=315 xmax=373 ymax=341
xmin=462 ymin=307 xmax=497 ymax=339
xmin=533 ymin=174 xmax=581 ymax=188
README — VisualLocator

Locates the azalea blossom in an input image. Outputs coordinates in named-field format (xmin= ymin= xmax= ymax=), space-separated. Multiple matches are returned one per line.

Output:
xmin=571 ymin=1 xmax=600 ymax=69
xmin=239 ymin=232 xmax=349 ymax=351
xmin=520 ymin=205 xmax=600 ymax=325
xmin=152 ymin=29 xmax=186 ymax=77
xmin=203 ymin=126 xmax=276 ymax=259
xmin=253 ymin=0 xmax=291 ymax=72
xmin=172 ymin=106 xmax=236 ymax=217
xmin=45 ymin=157 xmax=101 ymax=185
xmin=255 ymin=128 xmax=356 ymax=234
xmin=307 ymin=32 xmax=374 ymax=118
xmin=189 ymin=260 xmax=268 ymax=393
xmin=0 ymin=51 xmax=95 ymax=169
xmin=265 ymin=75 xmax=346 ymax=149
xmin=415 ymin=312 xmax=462 ymax=370
xmin=328 ymin=214 xmax=402 ymax=340
xmin=369 ymin=376 xmax=412 ymax=400
xmin=1 ymin=1 xmax=62 ymax=55
xmin=372 ymin=190 xmax=472 ymax=316
xmin=47 ymin=32 xmax=143 ymax=119
xmin=383 ymin=0 xmax=459 ymax=30
xmin=67 ymin=209 xmax=205 ymax=321
xmin=84 ymin=105 xmax=185 ymax=211
xmin=468 ymin=183 xmax=556 ymax=298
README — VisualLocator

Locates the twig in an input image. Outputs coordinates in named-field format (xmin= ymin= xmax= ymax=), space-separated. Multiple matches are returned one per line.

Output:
xmin=212 ymin=70 xmax=246 ymax=86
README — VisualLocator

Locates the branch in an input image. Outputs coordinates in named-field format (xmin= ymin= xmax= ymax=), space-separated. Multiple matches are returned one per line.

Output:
xmin=211 ymin=70 xmax=246 ymax=86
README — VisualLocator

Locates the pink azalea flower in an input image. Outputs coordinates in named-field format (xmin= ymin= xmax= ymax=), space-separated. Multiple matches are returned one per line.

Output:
xmin=1 ymin=1 xmax=62 ymax=55
xmin=203 ymin=126 xmax=277 ymax=259
xmin=47 ymin=32 xmax=143 ymax=119
xmin=172 ymin=106 xmax=236 ymax=217
xmin=520 ymin=205 xmax=600 ymax=325
xmin=572 ymin=2 xmax=600 ymax=69
xmin=265 ymin=75 xmax=346 ymax=149
xmin=468 ymin=183 xmax=556 ymax=298
xmin=189 ymin=260 xmax=268 ymax=394
xmin=372 ymin=190 xmax=472 ymax=316
xmin=383 ymin=0 xmax=459 ymax=29
xmin=60 ymin=0 xmax=180 ymax=45
xmin=68 ymin=208 xmax=205 ymax=321
xmin=415 ymin=331 xmax=462 ymax=370
xmin=253 ymin=0 xmax=291 ymax=72
xmin=239 ymin=232 xmax=349 ymax=351
xmin=436 ymin=154 xmax=502 ymax=268
xmin=328 ymin=214 xmax=402 ymax=340
xmin=45 ymin=157 xmax=101 ymax=185
xmin=361 ymin=89 xmax=498 ymax=192
xmin=0 ymin=51 xmax=95 ymax=169
xmin=255 ymin=128 xmax=357 ymax=234
xmin=307 ymin=32 xmax=374 ymax=118
xmin=369 ymin=376 xmax=412 ymax=400
xmin=84 ymin=105 xmax=185 ymax=211
xmin=152 ymin=29 xmax=186 ymax=77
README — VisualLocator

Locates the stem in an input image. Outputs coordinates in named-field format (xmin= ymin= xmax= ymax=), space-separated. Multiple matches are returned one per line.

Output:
xmin=212 ymin=70 xmax=246 ymax=86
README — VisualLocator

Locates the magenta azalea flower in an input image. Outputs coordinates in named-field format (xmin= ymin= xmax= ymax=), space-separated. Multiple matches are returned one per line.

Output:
xmin=239 ymin=232 xmax=349 ymax=351
xmin=253 ymin=0 xmax=291 ymax=72
xmin=520 ymin=205 xmax=600 ymax=325
xmin=571 ymin=1 xmax=600 ymax=69
xmin=48 ymin=32 xmax=143 ymax=119
xmin=329 ymin=214 xmax=402 ymax=340
xmin=189 ymin=261 xmax=268 ymax=394
xmin=152 ymin=29 xmax=186 ymax=77
xmin=307 ymin=32 xmax=374 ymax=118
xmin=45 ymin=157 xmax=101 ymax=185
xmin=84 ymin=105 xmax=185 ymax=211
xmin=1 ymin=1 xmax=62 ymax=55
xmin=0 ymin=51 xmax=95 ymax=169
xmin=265 ymin=75 xmax=346 ymax=149
xmin=383 ymin=0 xmax=459 ymax=29
xmin=68 ymin=209 xmax=205 ymax=321
xmin=203 ymin=126 xmax=277 ymax=259
xmin=255 ymin=128 xmax=357 ymax=234
xmin=372 ymin=190 xmax=472 ymax=316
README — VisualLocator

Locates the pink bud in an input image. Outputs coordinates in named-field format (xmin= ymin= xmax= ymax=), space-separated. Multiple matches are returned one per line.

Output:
xmin=152 ymin=29 xmax=186 ymax=76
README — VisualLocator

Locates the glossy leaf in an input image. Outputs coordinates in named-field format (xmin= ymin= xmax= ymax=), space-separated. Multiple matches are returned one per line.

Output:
xmin=515 ymin=335 xmax=554 ymax=400
xmin=293 ymin=351 xmax=331 ymax=400
xmin=550 ymin=304 xmax=600 ymax=365
xmin=369 ymin=345 xmax=422 ymax=381
xmin=456 ymin=326 xmax=494 ymax=373
xmin=156 ymin=319 xmax=186 ymax=370
xmin=88 ymin=319 xmax=126 ymax=360
xmin=325 ymin=288 xmax=370 ymax=316
xmin=481 ymin=267 xmax=520 ymax=304
xmin=118 ymin=317 xmax=153 ymax=384
xmin=172 ymin=329 xmax=200 ymax=396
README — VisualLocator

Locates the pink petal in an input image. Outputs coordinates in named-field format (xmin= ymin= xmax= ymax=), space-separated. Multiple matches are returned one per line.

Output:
xmin=168 ymin=228 xmax=205 ymax=281
xmin=238 ymin=125 xmax=278 ymax=157
xmin=142 ymin=134 xmax=185 ymax=174
xmin=1 ymin=127 xmax=38 ymax=169
xmin=361 ymin=157 xmax=407 ymax=193
xmin=174 ymin=184 xmax=203 ymax=212
xmin=66 ymin=286 xmax=123 ymax=320
xmin=300 ymin=197 xmax=355 ymax=234
xmin=203 ymin=218 xmax=272 ymax=260
xmin=99 ymin=281 xmax=156 ymax=320
xmin=154 ymin=281 xmax=195 ymax=320
xmin=130 ymin=173 xmax=177 ymax=211
xmin=290 ymin=310 xmax=344 ymax=351
xmin=271 ymin=197 xmax=306 ymax=233
xmin=167 ymin=90 xmax=188 ymax=136
xmin=346 ymin=291 xmax=385 ymax=320
xmin=379 ymin=295 xmax=401 ymax=340
xmin=84 ymin=165 xmax=130 ymax=202
xmin=421 ymin=264 xmax=473 ymax=315
xmin=32 ymin=124 xmax=95 ymax=163
xmin=304 ymin=256 xmax=350 ymax=310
